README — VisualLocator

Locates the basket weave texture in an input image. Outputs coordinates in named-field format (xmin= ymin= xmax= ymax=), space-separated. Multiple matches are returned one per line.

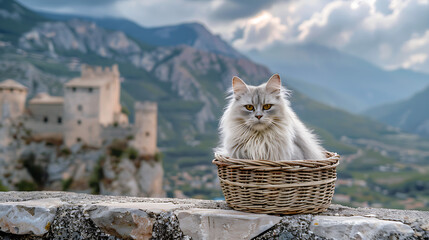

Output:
xmin=212 ymin=152 xmax=340 ymax=215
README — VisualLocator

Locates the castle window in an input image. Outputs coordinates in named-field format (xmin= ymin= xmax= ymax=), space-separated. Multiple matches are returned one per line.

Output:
xmin=88 ymin=88 xmax=93 ymax=93
xmin=43 ymin=116 xmax=48 ymax=123
xmin=57 ymin=117 xmax=62 ymax=124
xmin=77 ymin=105 xmax=83 ymax=111
xmin=145 ymin=132 xmax=150 ymax=137
xmin=77 ymin=120 xmax=82 ymax=125
xmin=77 ymin=137 xmax=81 ymax=142
xmin=72 ymin=87 xmax=76 ymax=92
xmin=10 ymin=88 xmax=14 ymax=92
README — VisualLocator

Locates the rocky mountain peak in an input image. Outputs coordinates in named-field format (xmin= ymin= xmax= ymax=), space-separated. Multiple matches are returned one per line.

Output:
xmin=148 ymin=22 xmax=245 ymax=59
xmin=19 ymin=19 xmax=141 ymax=57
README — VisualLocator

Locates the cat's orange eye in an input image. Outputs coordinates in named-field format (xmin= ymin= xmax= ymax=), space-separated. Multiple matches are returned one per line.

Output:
xmin=263 ymin=104 xmax=272 ymax=110
xmin=245 ymin=105 xmax=254 ymax=111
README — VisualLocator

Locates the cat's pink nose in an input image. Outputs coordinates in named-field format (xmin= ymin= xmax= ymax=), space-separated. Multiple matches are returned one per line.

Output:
xmin=255 ymin=115 xmax=262 ymax=120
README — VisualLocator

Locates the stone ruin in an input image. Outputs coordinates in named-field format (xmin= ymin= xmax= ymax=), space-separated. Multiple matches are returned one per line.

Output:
xmin=0 ymin=64 xmax=157 ymax=156
xmin=0 ymin=65 xmax=163 ymax=197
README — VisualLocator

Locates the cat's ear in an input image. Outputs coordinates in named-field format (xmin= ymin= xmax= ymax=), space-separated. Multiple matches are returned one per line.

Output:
xmin=266 ymin=74 xmax=281 ymax=94
xmin=232 ymin=76 xmax=248 ymax=96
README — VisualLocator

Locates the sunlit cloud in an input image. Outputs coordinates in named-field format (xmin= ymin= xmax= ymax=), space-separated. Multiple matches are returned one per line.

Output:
xmin=402 ymin=30 xmax=429 ymax=52
xmin=401 ymin=53 xmax=428 ymax=69
xmin=232 ymin=11 xmax=287 ymax=50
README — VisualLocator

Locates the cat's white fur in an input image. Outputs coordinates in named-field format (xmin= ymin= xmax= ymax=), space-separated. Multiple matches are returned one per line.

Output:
xmin=216 ymin=74 xmax=325 ymax=161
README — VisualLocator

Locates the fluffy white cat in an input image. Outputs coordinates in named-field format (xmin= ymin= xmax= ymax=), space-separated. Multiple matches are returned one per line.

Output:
xmin=216 ymin=74 xmax=325 ymax=161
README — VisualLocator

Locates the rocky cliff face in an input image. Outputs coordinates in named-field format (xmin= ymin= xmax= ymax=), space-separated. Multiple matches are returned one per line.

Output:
xmin=145 ymin=22 xmax=245 ymax=59
xmin=19 ymin=19 xmax=141 ymax=58
xmin=0 ymin=120 xmax=164 ymax=197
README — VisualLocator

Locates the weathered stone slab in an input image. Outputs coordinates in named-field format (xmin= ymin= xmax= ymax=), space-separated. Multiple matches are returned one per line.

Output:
xmin=86 ymin=202 xmax=192 ymax=239
xmin=0 ymin=198 xmax=63 ymax=236
xmin=89 ymin=201 xmax=192 ymax=214
xmin=310 ymin=216 xmax=414 ymax=240
xmin=421 ymin=221 xmax=429 ymax=231
xmin=87 ymin=206 xmax=153 ymax=240
xmin=176 ymin=208 xmax=282 ymax=240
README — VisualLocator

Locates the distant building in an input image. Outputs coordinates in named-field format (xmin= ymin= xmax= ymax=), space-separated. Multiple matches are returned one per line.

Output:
xmin=133 ymin=101 xmax=157 ymax=156
xmin=0 ymin=65 xmax=158 ymax=156
xmin=26 ymin=93 xmax=64 ymax=139
xmin=0 ymin=79 xmax=27 ymax=120
xmin=63 ymin=65 xmax=127 ymax=146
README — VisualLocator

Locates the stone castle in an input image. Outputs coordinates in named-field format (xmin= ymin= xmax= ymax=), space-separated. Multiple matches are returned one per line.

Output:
xmin=0 ymin=64 xmax=157 ymax=156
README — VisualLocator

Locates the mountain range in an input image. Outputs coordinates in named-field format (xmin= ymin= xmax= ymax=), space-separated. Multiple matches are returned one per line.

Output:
xmin=365 ymin=85 xmax=429 ymax=138
xmin=39 ymin=11 xmax=245 ymax=59
xmin=40 ymin=8 xmax=429 ymax=118
xmin=247 ymin=43 xmax=429 ymax=113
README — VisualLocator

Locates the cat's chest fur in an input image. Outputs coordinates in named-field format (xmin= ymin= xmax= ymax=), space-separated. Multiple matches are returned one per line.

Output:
xmin=228 ymin=125 xmax=294 ymax=161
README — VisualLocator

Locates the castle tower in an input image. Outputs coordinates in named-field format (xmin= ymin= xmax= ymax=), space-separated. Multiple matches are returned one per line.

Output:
xmin=133 ymin=101 xmax=157 ymax=156
xmin=63 ymin=64 xmax=127 ymax=147
xmin=0 ymin=79 xmax=28 ymax=120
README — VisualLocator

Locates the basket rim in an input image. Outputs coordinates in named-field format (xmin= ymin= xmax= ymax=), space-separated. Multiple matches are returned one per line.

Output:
xmin=212 ymin=151 xmax=340 ymax=170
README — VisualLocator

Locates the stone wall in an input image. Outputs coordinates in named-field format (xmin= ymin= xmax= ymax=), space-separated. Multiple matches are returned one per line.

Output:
xmin=24 ymin=119 xmax=63 ymax=140
xmin=100 ymin=125 xmax=134 ymax=143
xmin=0 ymin=192 xmax=427 ymax=240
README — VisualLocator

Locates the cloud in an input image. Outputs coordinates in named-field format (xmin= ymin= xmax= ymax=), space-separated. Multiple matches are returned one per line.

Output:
xmin=17 ymin=0 xmax=119 ymax=8
xmin=17 ymin=0 xmax=214 ymax=27
xmin=209 ymin=0 xmax=281 ymax=21
xmin=17 ymin=0 xmax=122 ymax=17
xmin=375 ymin=0 xmax=393 ymax=15
xmin=297 ymin=1 xmax=371 ymax=46
xmin=402 ymin=30 xmax=429 ymax=52
xmin=268 ymin=0 xmax=429 ymax=73
xmin=401 ymin=53 xmax=428 ymax=69
xmin=398 ymin=30 xmax=429 ymax=70
xmin=232 ymin=12 xmax=287 ymax=50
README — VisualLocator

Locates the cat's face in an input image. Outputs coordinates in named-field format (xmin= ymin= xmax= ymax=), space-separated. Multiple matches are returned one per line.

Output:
xmin=230 ymin=74 xmax=285 ymax=131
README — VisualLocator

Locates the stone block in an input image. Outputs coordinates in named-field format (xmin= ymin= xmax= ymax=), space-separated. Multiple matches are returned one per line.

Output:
xmin=310 ymin=216 xmax=414 ymax=240
xmin=176 ymin=208 xmax=281 ymax=240
xmin=87 ymin=206 xmax=153 ymax=240
xmin=86 ymin=202 xmax=192 ymax=239
xmin=90 ymin=201 xmax=191 ymax=214
xmin=0 ymin=198 xmax=63 ymax=236
xmin=421 ymin=221 xmax=429 ymax=231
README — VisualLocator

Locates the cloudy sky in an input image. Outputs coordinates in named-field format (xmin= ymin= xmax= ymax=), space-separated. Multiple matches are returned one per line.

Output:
xmin=17 ymin=0 xmax=429 ymax=73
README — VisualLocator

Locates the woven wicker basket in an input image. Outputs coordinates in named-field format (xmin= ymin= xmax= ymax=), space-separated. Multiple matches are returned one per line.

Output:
xmin=212 ymin=152 xmax=340 ymax=215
